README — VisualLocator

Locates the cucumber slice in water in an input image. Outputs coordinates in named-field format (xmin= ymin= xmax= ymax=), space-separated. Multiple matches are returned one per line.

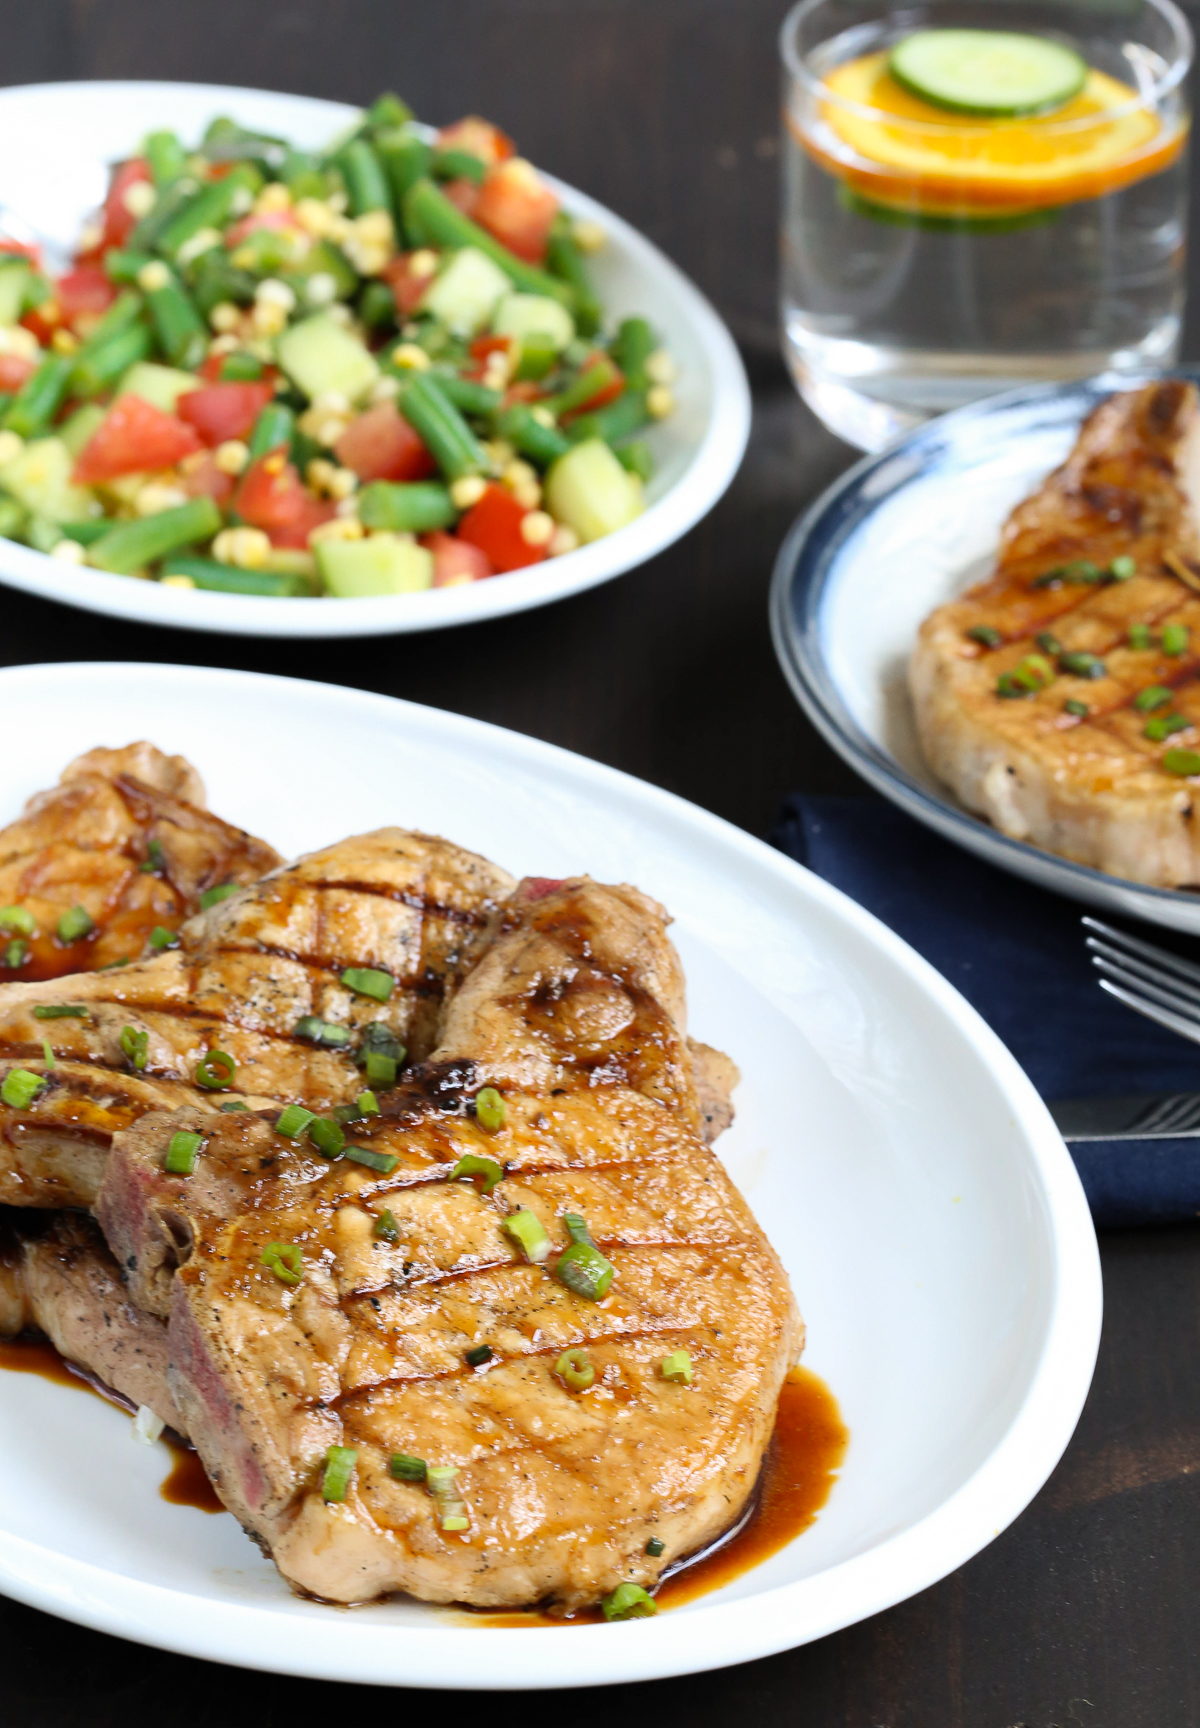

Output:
xmin=888 ymin=30 xmax=1087 ymax=117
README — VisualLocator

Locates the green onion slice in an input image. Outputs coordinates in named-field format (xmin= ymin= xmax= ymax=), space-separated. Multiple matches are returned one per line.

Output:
xmin=40 ymin=1040 xmax=54 ymax=1070
xmin=501 ymin=1207 xmax=551 ymax=1264
xmin=374 ymin=1207 xmax=400 ymax=1242
xmin=1162 ymin=623 xmax=1190 ymax=656
xmin=1163 ymin=748 xmax=1200 ymax=777
xmin=199 ymin=882 xmax=239 ymax=910
xmin=449 ymin=1152 xmax=504 ymax=1193
xmin=195 ymin=1049 xmax=235 ymax=1091
xmin=966 ymin=624 xmax=1002 ymax=648
xmin=555 ymin=1347 xmax=595 ymax=1391
xmin=554 ymin=1213 xmax=614 ymax=1300
xmin=0 ymin=905 xmax=34 ymax=936
xmin=357 ymin=1089 xmax=380 ymax=1116
xmin=1058 ymin=651 xmax=1106 ymax=679
xmin=1109 ymin=554 xmax=1137 ymax=580
xmin=344 ymin=1144 xmax=398 ymax=1173
xmin=56 ymin=905 xmax=95 ymax=943
xmin=309 ymin=1116 xmax=346 ymax=1160
xmin=140 ymin=838 xmax=166 ymax=875
xmin=148 ymin=925 xmax=179 ymax=952
xmin=364 ymin=1050 xmax=397 ymax=1087
xmin=294 ymin=1015 xmax=352 ymax=1048
xmin=220 ymin=1099 xmax=249 ymax=1111
xmin=1144 ymin=713 xmax=1190 ymax=742
xmin=1 ymin=1068 xmax=45 ymax=1108
xmin=3 ymin=938 xmax=27 ymax=969
xmin=164 ymin=1129 xmax=204 ymax=1175
xmin=1064 ymin=699 xmax=1089 ymax=717
xmin=426 ymin=1464 xmax=469 ymax=1532
xmin=321 ymin=1444 xmax=357 ymax=1503
xmin=390 ymin=1453 xmax=427 ymax=1482
xmin=1134 ymin=685 xmax=1173 ymax=711
xmin=645 ymin=1536 xmax=665 ymax=1557
xmin=32 ymin=1003 xmax=88 ymax=1019
xmin=275 ymin=1103 xmax=316 ymax=1139
xmin=465 ymin=1343 xmax=493 ymax=1367
xmin=261 ymin=1241 xmax=304 ymax=1285
xmin=474 ymin=1085 xmax=506 ymax=1131
xmin=1128 ymin=623 xmax=1153 ymax=650
xmin=341 ymin=966 xmax=394 ymax=1002
xmin=601 ymin=1582 xmax=657 ymax=1621
xmin=120 ymin=1024 xmax=149 ymax=1070
xmin=660 ymin=1348 xmax=694 ymax=1384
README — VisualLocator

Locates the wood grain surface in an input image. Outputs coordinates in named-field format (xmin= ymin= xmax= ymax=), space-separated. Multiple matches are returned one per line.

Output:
xmin=1 ymin=4 xmax=1199 ymax=1723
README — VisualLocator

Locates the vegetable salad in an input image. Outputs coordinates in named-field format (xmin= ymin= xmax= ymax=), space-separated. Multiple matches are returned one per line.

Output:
xmin=0 ymin=94 xmax=676 ymax=598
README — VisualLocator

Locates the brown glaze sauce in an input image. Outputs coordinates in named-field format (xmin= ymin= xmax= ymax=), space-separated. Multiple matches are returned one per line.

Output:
xmin=160 ymin=1439 xmax=225 ymax=1513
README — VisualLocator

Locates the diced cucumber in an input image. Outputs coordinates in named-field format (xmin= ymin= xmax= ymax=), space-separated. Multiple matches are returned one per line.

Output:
xmin=59 ymin=403 xmax=107 ymax=459
xmin=420 ymin=246 xmax=510 ymax=336
xmin=0 ymin=260 xmax=32 ymax=327
xmin=316 ymin=531 xmax=434 ymax=597
xmin=0 ymin=437 xmax=96 ymax=524
xmin=277 ymin=313 xmax=379 ymax=404
xmin=119 ymin=361 xmax=200 ymax=412
xmin=491 ymin=292 xmax=575 ymax=352
xmin=544 ymin=438 xmax=644 ymax=543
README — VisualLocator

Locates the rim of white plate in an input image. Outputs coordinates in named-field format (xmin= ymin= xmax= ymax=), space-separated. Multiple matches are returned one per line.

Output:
xmin=0 ymin=82 xmax=750 ymax=638
xmin=0 ymin=662 xmax=1100 ymax=1690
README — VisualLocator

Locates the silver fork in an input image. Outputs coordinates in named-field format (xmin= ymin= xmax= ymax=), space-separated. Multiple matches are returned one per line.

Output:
xmin=1083 ymin=915 xmax=1200 ymax=1047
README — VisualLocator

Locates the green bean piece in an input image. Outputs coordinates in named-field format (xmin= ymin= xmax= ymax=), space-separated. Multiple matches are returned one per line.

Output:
xmin=143 ymin=269 xmax=207 ymax=369
xmin=396 ymin=372 xmax=491 ymax=481
xmin=356 ymin=479 xmax=458 ymax=533
xmin=281 ymin=150 xmax=328 ymax=202
xmin=430 ymin=374 xmax=502 ymax=417
xmin=3 ymin=355 xmax=74 ymax=439
xmin=25 ymin=515 xmax=62 ymax=554
xmin=494 ymin=404 xmax=571 ymax=467
xmin=160 ymin=555 xmax=311 ymax=597
xmin=340 ymin=139 xmax=392 ymax=215
xmin=545 ymin=221 xmax=602 ymax=337
xmin=56 ymin=520 xmax=112 ymax=546
xmin=545 ymin=354 xmax=624 ymax=421
xmin=144 ymin=130 xmax=188 ymax=187
xmin=567 ymin=388 xmax=650 ymax=446
xmin=189 ymin=254 xmax=258 ymax=317
xmin=77 ymin=287 xmax=145 ymax=350
xmin=104 ymin=249 xmax=155 ymax=285
xmin=127 ymin=174 xmax=200 ymax=253
xmin=358 ymin=280 xmax=397 ymax=330
xmin=610 ymin=316 xmax=656 ymax=390
xmin=0 ymin=497 xmax=26 ymax=540
xmin=247 ymin=402 xmax=296 ymax=462
xmin=431 ymin=148 xmax=488 ymax=185
xmin=89 ymin=497 xmax=222 ymax=576
xmin=375 ymin=131 xmax=433 ymax=237
xmin=616 ymin=439 xmax=654 ymax=482
xmin=403 ymin=178 xmax=574 ymax=306
xmin=69 ymin=320 xmax=153 ymax=400
xmin=218 ymin=350 xmax=265 ymax=382
xmin=282 ymin=238 xmax=359 ymax=306
xmin=157 ymin=164 xmax=263 ymax=258
xmin=366 ymin=93 xmax=414 ymax=133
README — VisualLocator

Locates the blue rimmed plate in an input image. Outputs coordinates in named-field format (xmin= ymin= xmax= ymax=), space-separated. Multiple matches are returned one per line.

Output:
xmin=770 ymin=369 xmax=1200 ymax=935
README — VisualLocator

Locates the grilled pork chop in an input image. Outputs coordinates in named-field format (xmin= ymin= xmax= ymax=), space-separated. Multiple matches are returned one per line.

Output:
xmin=107 ymin=878 xmax=799 ymax=1611
xmin=0 ymin=829 xmax=515 ymax=1209
xmin=911 ymin=381 xmax=1200 ymax=885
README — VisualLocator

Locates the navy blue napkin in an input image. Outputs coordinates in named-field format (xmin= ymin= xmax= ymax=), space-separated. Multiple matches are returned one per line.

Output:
xmin=771 ymin=794 xmax=1200 ymax=1228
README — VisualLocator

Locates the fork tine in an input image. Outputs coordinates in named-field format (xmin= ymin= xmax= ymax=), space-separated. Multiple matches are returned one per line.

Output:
xmin=1087 ymin=941 xmax=1200 ymax=1009
xmin=1082 ymin=916 xmax=1200 ymax=990
xmin=1091 ymin=953 xmax=1200 ymax=1018
xmin=1098 ymin=977 xmax=1200 ymax=1047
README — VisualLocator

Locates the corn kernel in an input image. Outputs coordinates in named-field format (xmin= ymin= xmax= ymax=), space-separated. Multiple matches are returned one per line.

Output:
xmin=212 ymin=525 xmax=272 ymax=568
xmin=390 ymin=343 xmax=432 ymax=372
xmin=335 ymin=495 xmax=361 ymax=519
xmin=136 ymin=260 xmax=172 ymax=293
xmin=159 ymin=573 xmax=197 ymax=589
xmin=50 ymin=329 xmax=79 ymax=356
xmin=327 ymin=190 xmax=349 ymax=214
xmin=207 ymin=333 xmax=240 ymax=358
xmin=312 ymin=390 xmax=351 ymax=415
xmin=306 ymin=457 xmax=339 ymax=494
xmin=519 ymin=510 xmax=554 ymax=547
xmin=571 ymin=219 xmax=607 ymax=254
xmin=176 ymin=226 xmax=222 ymax=267
xmin=49 ymin=538 xmax=87 ymax=565
xmin=123 ymin=180 xmax=157 ymax=219
xmin=0 ymin=430 xmax=24 ymax=466
xmin=214 ymin=440 xmax=250 ymax=476
xmin=529 ymin=405 xmax=557 ymax=428
xmin=228 ymin=186 xmax=255 ymax=217
xmin=548 ymin=523 xmax=579 ymax=557
xmin=251 ymin=300 xmax=288 ymax=339
xmin=305 ymin=272 xmax=337 ymax=307
xmin=255 ymin=182 xmax=292 ymax=215
xmin=135 ymin=483 xmax=188 ymax=516
xmin=294 ymin=198 xmax=336 ymax=238
xmin=450 ymin=476 xmax=488 ymax=509
xmin=501 ymin=458 xmax=536 ymax=490
xmin=325 ymin=303 xmax=354 ymax=328
xmin=0 ymin=325 xmax=39 ymax=361
xmin=76 ymin=220 xmax=104 ymax=254
xmin=370 ymin=375 xmax=401 ymax=402
xmin=511 ymin=480 xmax=542 ymax=510
xmin=309 ymin=516 xmax=363 ymax=545
xmin=645 ymin=349 xmax=676 ymax=386
xmin=646 ymin=385 xmax=674 ymax=420
xmin=329 ymin=466 xmax=358 ymax=500
xmin=297 ymin=406 xmax=351 ymax=447
xmin=209 ymin=302 xmax=241 ymax=334
xmin=255 ymin=277 xmax=297 ymax=312
xmin=408 ymin=248 xmax=439 ymax=276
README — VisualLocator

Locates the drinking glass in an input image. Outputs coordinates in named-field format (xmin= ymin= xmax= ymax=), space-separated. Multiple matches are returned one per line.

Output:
xmin=780 ymin=0 xmax=1192 ymax=450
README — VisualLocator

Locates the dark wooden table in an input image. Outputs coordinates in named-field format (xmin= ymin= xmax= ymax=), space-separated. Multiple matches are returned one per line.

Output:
xmin=4 ymin=5 xmax=1200 ymax=1723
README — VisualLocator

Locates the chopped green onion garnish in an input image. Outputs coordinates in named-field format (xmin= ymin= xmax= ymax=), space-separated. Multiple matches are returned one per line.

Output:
xmin=333 ymin=1100 xmax=365 ymax=1126
xmin=966 ymin=624 xmax=1002 ymax=648
xmin=357 ymin=1023 xmax=404 ymax=1085
xmin=275 ymin=1103 xmax=316 ymax=1139
xmin=0 ymin=905 xmax=34 ymax=936
xmin=1058 ymin=651 xmax=1106 ymax=679
xmin=220 ymin=1099 xmax=249 ymax=1111
xmin=357 ymin=1089 xmax=380 ymax=1116
xmin=195 ymin=1049 xmax=235 ymax=1091
xmin=321 ymin=1445 xmax=357 ymax=1503
xmin=555 ymin=1213 xmax=614 ymax=1300
xmin=660 ymin=1349 xmax=694 ymax=1384
xmin=390 ymin=1453 xmax=427 ymax=1482
xmin=140 ymin=839 xmax=165 ymax=875
xmin=1035 ymin=631 xmax=1061 ymax=656
xmin=645 ymin=1537 xmax=665 ymax=1557
xmin=1128 ymin=623 xmax=1153 ymax=650
xmin=501 ymin=1208 xmax=551 ymax=1264
xmin=294 ymin=1015 xmax=352 ymax=1048
xmin=3 ymin=938 xmax=26 ymax=968
xmin=427 ymin=1464 xmax=469 ymax=1532
xmin=449 ymin=1152 xmax=504 ymax=1193
xmin=32 ymin=1003 xmax=88 ymax=1019
xmin=1109 ymin=555 xmax=1137 ymax=580
xmin=1144 ymin=713 xmax=1190 ymax=742
xmin=1134 ymin=685 xmax=1173 ymax=711
xmin=1162 ymin=623 xmax=1190 ymax=656
xmin=365 ymin=1050 xmax=397 ymax=1087
xmin=374 ymin=1208 xmax=400 ymax=1242
xmin=148 ymin=925 xmax=179 ymax=952
xmin=261 ymin=1241 xmax=304 ymax=1285
xmin=56 ymin=905 xmax=94 ymax=943
xmin=120 ymin=1024 xmax=149 ymax=1070
xmin=997 ymin=653 xmax=1054 ymax=698
xmin=164 ymin=1129 xmax=203 ymax=1175
xmin=199 ymin=882 xmax=239 ymax=910
xmin=344 ymin=1144 xmax=399 ymax=1173
xmin=1163 ymin=748 xmax=1200 ymax=777
xmin=554 ymin=1347 xmax=594 ymax=1391
xmin=340 ymin=966 xmax=394 ymax=1002
xmin=465 ymin=1343 xmax=493 ymax=1367
xmin=1064 ymin=699 xmax=1089 ymax=717
xmin=474 ymin=1086 xmax=506 ymax=1132
xmin=1 ymin=1068 xmax=44 ymax=1108
xmin=601 ymin=1583 xmax=657 ymax=1621
xmin=309 ymin=1116 xmax=346 ymax=1160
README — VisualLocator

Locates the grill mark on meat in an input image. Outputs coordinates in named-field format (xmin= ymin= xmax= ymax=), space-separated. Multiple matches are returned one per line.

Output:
xmin=305 ymin=879 xmax=491 ymax=926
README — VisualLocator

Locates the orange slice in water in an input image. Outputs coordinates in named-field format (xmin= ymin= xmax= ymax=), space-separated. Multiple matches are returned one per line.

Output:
xmin=797 ymin=50 xmax=1186 ymax=216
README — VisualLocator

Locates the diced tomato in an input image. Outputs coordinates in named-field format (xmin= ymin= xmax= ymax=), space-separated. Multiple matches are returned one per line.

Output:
xmin=101 ymin=157 xmax=152 ymax=250
xmin=333 ymin=402 xmax=436 ymax=483
xmin=559 ymin=353 xmax=625 ymax=422
xmin=473 ymin=159 xmax=558 ymax=264
xmin=178 ymin=451 xmax=236 ymax=506
xmin=465 ymin=333 xmax=512 ymax=382
xmin=0 ymin=354 xmax=36 ymax=393
xmin=224 ymin=209 xmax=303 ymax=248
xmin=20 ymin=304 xmax=60 ymax=345
xmin=56 ymin=263 xmax=116 ymax=329
xmin=441 ymin=178 xmax=481 ymax=219
xmin=422 ymin=530 xmax=493 ymax=587
xmin=176 ymin=381 xmax=275 ymax=447
xmin=455 ymin=484 xmax=547 ymax=573
xmin=0 ymin=240 xmax=41 ymax=265
xmin=502 ymin=380 xmax=546 ymax=407
xmin=234 ymin=451 xmax=335 ymax=548
xmin=73 ymin=394 xmax=202 ymax=484
xmin=383 ymin=252 xmax=438 ymax=317
xmin=436 ymin=118 xmax=514 ymax=168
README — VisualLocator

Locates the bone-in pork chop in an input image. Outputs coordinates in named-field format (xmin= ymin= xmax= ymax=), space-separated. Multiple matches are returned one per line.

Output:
xmin=911 ymin=380 xmax=1200 ymax=885
xmin=107 ymin=878 xmax=800 ymax=1612
xmin=0 ymin=829 xmax=515 ymax=1208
